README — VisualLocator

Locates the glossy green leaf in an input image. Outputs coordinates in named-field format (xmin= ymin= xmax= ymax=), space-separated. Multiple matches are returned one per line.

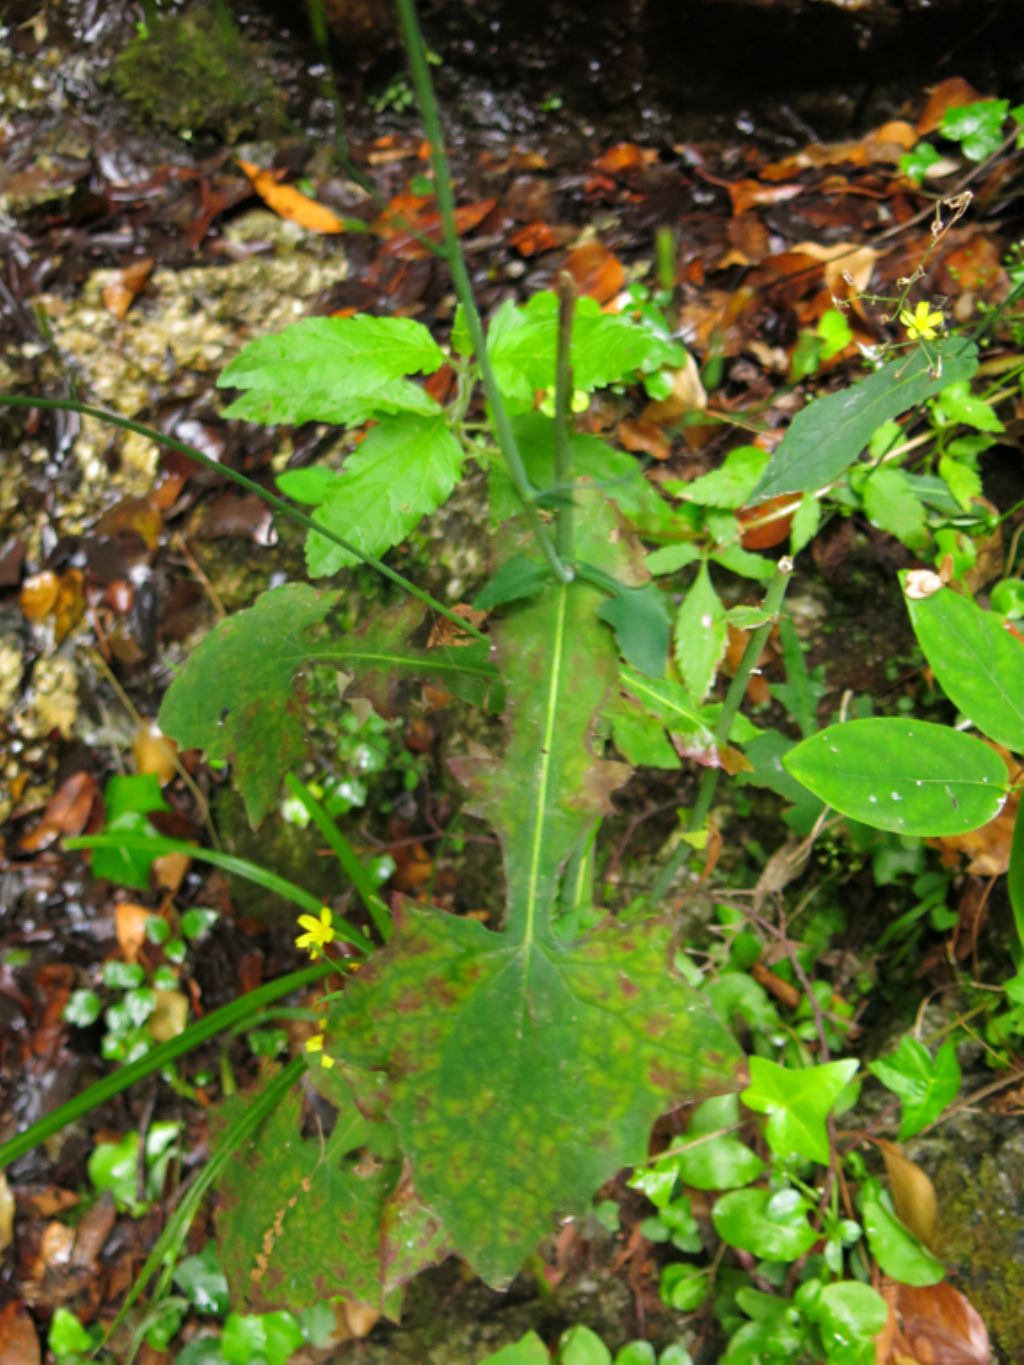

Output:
xmin=675 ymin=1130 xmax=764 ymax=1191
xmin=712 ymin=1187 xmax=817 ymax=1261
xmin=560 ymin=1325 xmax=613 ymax=1365
xmin=750 ymin=338 xmax=978 ymax=500
xmin=742 ymin=1056 xmax=859 ymax=1164
xmin=860 ymin=1184 xmax=945 ymax=1286
xmin=159 ymin=585 xmax=496 ymax=825
xmin=1010 ymin=800 xmax=1024 ymax=956
xmin=218 ymin=315 xmax=444 ymax=426
xmin=783 ymin=718 xmax=1008 ymax=837
xmin=174 ymin=1243 xmax=230 ymax=1316
xmin=328 ymin=502 xmax=743 ymax=1285
xmin=904 ymin=581 xmax=1024 ymax=753
xmin=221 ymin=1311 xmax=304 ymax=1365
xmin=868 ymin=1035 xmax=960 ymax=1139
xmin=215 ymin=1083 xmax=444 ymax=1313
xmin=93 ymin=773 xmax=169 ymax=889
xmin=805 ymin=1281 xmax=888 ymax=1345
xmin=480 ymin=1332 xmax=550 ymax=1365
xmin=291 ymin=415 xmax=464 ymax=574
xmin=941 ymin=99 xmax=1009 ymax=161
xmin=674 ymin=561 xmax=727 ymax=703
xmin=660 ymin=1263 xmax=708 ymax=1312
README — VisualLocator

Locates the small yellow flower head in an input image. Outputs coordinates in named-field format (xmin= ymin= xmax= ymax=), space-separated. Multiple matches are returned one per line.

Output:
xmin=900 ymin=301 xmax=944 ymax=342
xmin=303 ymin=1030 xmax=335 ymax=1070
xmin=295 ymin=907 xmax=336 ymax=959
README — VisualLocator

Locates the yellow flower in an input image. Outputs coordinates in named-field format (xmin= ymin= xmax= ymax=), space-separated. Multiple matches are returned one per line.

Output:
xmin=303 ymin=1032 xmax=335 ymax=1070
xmin=295 ymin=907 xmax=336 ymax=958
xmin=900 ymin=301 xmax=944 ymax=342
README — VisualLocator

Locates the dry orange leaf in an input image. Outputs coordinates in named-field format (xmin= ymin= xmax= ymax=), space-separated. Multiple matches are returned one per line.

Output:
xmin=918 ymin=77 xmax=983 ymax=135
xmin=101 ymin=257 xmax=154 ymax=320
xmin=726 ymin=178 xmax=803 ymax=216
xmin=617 ymin=417 xmax=671 ymax=461
xmin=564 ymin=240 xmax=625 ymax=304
xmin=877 ymin=1138 xmax=939 ymax=1249
xmin=790 ymin=240 xmax=879 ymax=300
xmin=0 ymin=1300 xmax=41 ymax=1365
xmin=509 ymin=220 xmax=560 ymax=256
xmin=879 ymin=1279 xmax=991 ymax=1364
xmin=19 ymin=771 xmax=99 ymax=853
xmin=593 ymin=142 xmax=657 ymax=174
xmin=133 ymin=721 xmax=178 ymax=785
xmin=115 ymin=903 xmax=152 ymax=962
xmin=236 ymin=159 xmax=345 ymax=234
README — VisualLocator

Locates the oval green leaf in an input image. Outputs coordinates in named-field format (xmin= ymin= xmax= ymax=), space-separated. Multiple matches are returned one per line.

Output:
xmin=712 ymin=1188 xmax=817 ymax=1262
xmin=904 ymin=580 xmax=1024 ymax=753
xmin=784 ymin=718 xmax=1008 ymax=836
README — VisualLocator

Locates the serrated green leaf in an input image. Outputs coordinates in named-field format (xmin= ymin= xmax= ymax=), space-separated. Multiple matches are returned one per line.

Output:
xmin=491 ymin=415 xmax=675 ymax=537
xmin=868 ymin=1035 xmax=960 ymax=1138
xmin=859 ymin=467 xmax=928 ymax=551
xmin=783 ymin=718 xmax=1008 ymax=836
xmin=217 ymin=315 xmax=444 ymax=427
xmin=158 ymin=586 xmax=496 ymax=825
xmin=664 ymin=446 xmax=770 ymax=509
xmin=674 ymin=561 xmax=727 ymax=703
xmin=750 ymin=339 xmax=978 ymax=500
xmin=487 ymin=293 xmax=663 ymax=411
xmin=712 ymin=1187 xmax=817 ymax=1261
xmin=301 ymin=416 xmax=464 ymax=575
xmin=860 ymin=1184 xmax=945 ymax=1285
xmin=619 ymin=667 xmax=714 ymax=753
xmin=904 ymin=580 xmax=1024 ymax=752
xmin=742 ymin=1056 xmax=859 ymax=1164
xmin=710 ymin=543 xmax=776 ymax=581
xmin=930 ymin=378 xmax=1005 ymax=433
xmin=215 ymin=1083 xmax=444 ymax=1313
xmin=611 ymin=704 xmax=681 ymax=769
xmin=938 ymin=454 xmax=983 ymax=509
xmin=646 ymin=543 xmax=701 ymax=576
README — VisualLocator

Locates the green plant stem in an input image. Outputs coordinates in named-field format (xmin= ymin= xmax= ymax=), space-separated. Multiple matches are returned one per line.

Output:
xmin=650 ymin=559 xmax=794 ymax=903
xmin=112 ymin=1058 xmax=304 ymax=1362
xmin=554 ymin=272 xmax=576 ymax=563
xmin=0 ymin=967 xmax=330 ymax=1169
xmin=283 ymin=772 xmax=392 ymax=941
xmin=392 ymin=0 xmax=571 ymax=584
xmin=0 ymin=395 xmax=487 ymax=643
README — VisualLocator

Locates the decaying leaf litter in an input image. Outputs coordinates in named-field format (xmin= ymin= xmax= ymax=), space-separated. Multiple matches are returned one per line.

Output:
xmin=1 ymin=1 xmax=1023 ymax=1359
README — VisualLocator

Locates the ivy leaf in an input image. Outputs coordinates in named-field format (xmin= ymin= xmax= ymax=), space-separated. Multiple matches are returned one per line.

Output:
xmin=749 ymin=339 xmax=978 ymax=501
xmin=675 ymin=1095 xmax=765 ymax=1191
xmin=712 ymin=1188 xmax=818 ymax=1262
xmin=289 ymin=416 xmax=465 ymax=575
xmin=94 ymin=774 xmax=169 ymax=889
xmin=869 ymin=1036 xmax=960 ymax=1139
xmin=783 ymin=718 xmax=1008 ymax=837
xmin=904 ymin=580 xmax=1024 ymax=753
xmin=742 ymin=1056 xmax=859 ymax=1164
xmin=860 ymin=1181 xmax=945 ymax=1286
xmin=158 ymin=586 xmax=496 ymax=825
xmin=899 ymin=142 xmax=941 ymax=183
xmin=328 ymin=499 xmax=743 ymax=1286
xmin=674 ymin=561 xmax=727 ymax=703
xmin=217 ymin=315 xmax=444 ymax=426
xmin=215 ymin=1083 xmax=445 ymax=1314
xmin=940 ymin=99 xmax=1009 ymax=161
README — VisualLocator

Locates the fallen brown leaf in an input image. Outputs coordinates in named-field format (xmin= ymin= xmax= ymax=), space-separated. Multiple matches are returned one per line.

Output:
xmin=564 ymin=240 xmax=625 ymax=304
xmin=877 ymin=1138 xmax=939 ymax=1249
xmin=0 ymin=1301 xmax=40 ymax=1365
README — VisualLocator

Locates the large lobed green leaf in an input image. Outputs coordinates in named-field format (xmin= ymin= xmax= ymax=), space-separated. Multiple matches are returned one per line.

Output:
xmin=215 ymin=1084 xmax=445 ymax=1313
xmin=750 ymin=338 xmax=978 ymax=501
xmin=328 ymin=902 xmax=743 ymax=1286
xmin=279 ymin=415 xmax=465 ymax=574
xmin=327 ymin=498 xmax=744 ymax=1284
xmin=159 ymin=586 xmax=495 ymax=826
xmin=217 ymin=315 xmax=444 ymax=427
xmin=904 ymin=579 xmax=1024 ymax=753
